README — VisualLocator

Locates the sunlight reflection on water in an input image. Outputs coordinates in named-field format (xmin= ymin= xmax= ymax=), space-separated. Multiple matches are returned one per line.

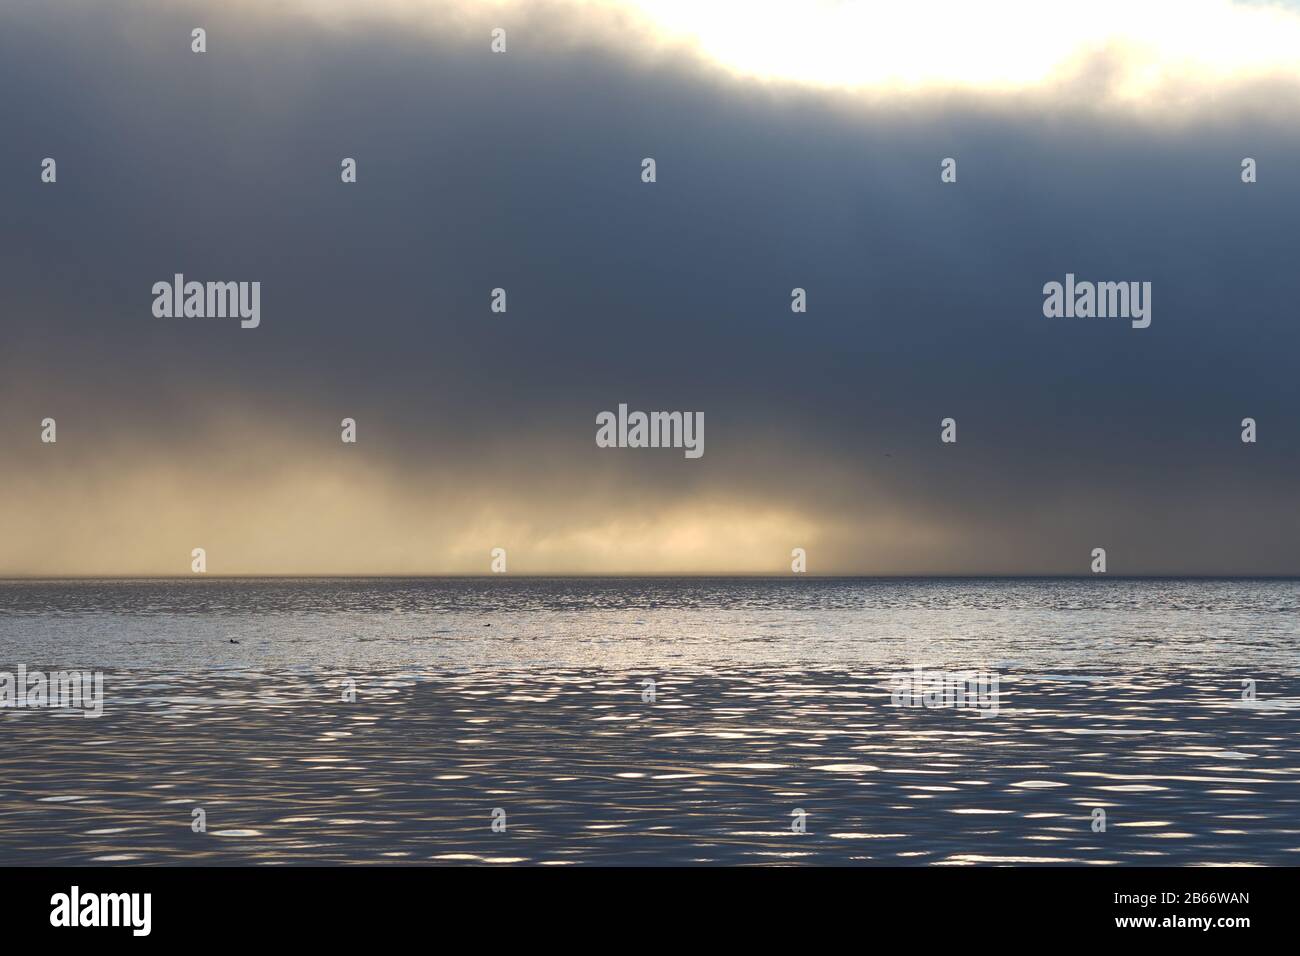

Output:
xmin=1 ymin=578 xmax=1298 ymax=865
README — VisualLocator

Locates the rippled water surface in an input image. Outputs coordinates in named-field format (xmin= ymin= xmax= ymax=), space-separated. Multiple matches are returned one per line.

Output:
xmin=1 ymin=578 xmax=1298 ymax=865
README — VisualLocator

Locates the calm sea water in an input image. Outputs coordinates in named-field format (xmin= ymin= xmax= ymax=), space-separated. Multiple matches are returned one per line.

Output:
xmin=1 ymin=578 xmax=1298 ymax=865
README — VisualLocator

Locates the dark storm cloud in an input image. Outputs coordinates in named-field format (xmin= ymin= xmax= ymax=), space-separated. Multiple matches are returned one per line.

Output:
xmin=1 ymin=0 xmax=1298 ymax=573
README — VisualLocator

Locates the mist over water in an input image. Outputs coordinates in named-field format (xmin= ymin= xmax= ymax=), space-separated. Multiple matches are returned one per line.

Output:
xmin=2 ymin=578 xmax=1298 ymax=864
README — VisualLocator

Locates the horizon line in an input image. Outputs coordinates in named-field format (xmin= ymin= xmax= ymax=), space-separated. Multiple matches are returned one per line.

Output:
xmin=3 ymin=573 xmax=1299 ymax=582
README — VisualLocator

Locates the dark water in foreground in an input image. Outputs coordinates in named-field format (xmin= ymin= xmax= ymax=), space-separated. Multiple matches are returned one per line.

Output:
xmin=1 ymin=578 xmax=1298 ymax=865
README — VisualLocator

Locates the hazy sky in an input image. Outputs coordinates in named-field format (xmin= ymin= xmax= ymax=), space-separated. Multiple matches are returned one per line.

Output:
xmin=2 ymin=0 xmax=1299 ymax=575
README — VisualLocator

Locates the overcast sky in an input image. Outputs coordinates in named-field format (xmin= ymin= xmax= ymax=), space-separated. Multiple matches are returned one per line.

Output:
xmin=2 ymin=0 xmax=1299 ymax=575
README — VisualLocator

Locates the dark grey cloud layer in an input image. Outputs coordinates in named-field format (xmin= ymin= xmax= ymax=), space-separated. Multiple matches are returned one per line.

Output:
xmin=2 ymin=0 xmax=1298 ymax=573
